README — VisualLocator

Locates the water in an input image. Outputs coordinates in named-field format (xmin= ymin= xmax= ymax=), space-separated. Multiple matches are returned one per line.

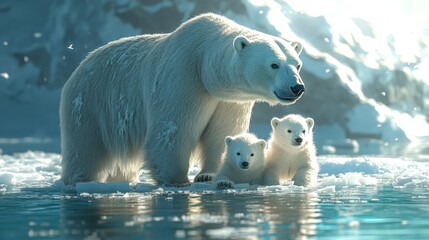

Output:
xmin=1 ymin=152 xmax=429 ymax=239
xmin=1 ymin=188 xmax=429 ymax=239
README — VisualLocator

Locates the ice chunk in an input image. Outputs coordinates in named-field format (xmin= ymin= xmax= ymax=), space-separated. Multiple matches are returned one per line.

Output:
xmin=76 ymin=181 xmax=130 ymax=194
xmin=0 ymin=72 xmax=9 ymax=79
xmin=317 ymin=185 xmax=336 ymax=194
xmin=318 ymin=172 xmax=377 ymax=189
xmin=206 ymin=227 xmax=236 ymax=238
xmin=188 ymin=165 xmax=200 ymax=177
xmin=0 ymin=173 xmax=14 ymax=185
xmin=132 ymin=183 xmax=157 ymax=192
xmin=319 ymin=157 xmax=380 ymax=175
xmin=348 ymin=220 xmax=360 ymax=228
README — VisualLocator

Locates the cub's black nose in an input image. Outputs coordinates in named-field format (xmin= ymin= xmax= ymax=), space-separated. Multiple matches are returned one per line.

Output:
xmin=295 ymin=137 xmax=303 ymax=143
xmin=291 ymin=84 xmax=305 ymax=97
xmin=241 ymin=161 xmax=249 ymax=168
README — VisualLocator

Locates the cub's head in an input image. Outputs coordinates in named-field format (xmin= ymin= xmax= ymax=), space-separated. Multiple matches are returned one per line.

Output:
xmin=271 ymin=114 xmax=314 ymax=148
xmin=224 ymin=133 xmax=266 ymax=171
xmin=232 ymin=35 xmax=304 ymax=105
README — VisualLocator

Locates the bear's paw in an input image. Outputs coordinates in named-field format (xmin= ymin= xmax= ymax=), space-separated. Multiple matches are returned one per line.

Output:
xmin=194 ymin=173 xmax=215 ymax=182
xmin=215 ymin=180 xmax=235 ymax=190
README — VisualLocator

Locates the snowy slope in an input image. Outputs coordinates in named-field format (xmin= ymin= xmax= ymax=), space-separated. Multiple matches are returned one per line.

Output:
xmin=0 ymin=0 xmax=428 ymax=155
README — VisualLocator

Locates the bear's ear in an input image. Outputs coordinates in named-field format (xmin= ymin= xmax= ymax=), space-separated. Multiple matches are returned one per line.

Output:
xmin=256 ymin=140 xmax=267 ymax=150
xmin=233 ymin=36 xmax=250 ymax=54
xmin=291 ymin=41 xmax=303 ymax=55
xmin=306 ymin=117 xmax=314 ymax=130
xmin=225 ymin=136 xmax=234 ymax=145
xmin=271 ymin=117 xmax=280 ymax=129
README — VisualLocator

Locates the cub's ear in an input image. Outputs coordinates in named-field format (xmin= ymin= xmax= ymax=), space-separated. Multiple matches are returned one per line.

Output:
xmin=306 ymin=117 xmax=314 ymax=130
xmin=290 ymin=41 xmax=303 ymax=55
xmin=271 ymin=117 xmax=280 ymax=129
xmin=225 ymin=136 xmax=234 ymax=145
xmin=256 ymin=140 xmax=267 ymax=150
xmin=233 ymin=36 xmax=250 ymax=54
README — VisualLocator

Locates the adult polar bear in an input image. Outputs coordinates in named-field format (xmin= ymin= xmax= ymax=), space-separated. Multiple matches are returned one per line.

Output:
xmin=60 ymin=13 xmax=305 ymax=186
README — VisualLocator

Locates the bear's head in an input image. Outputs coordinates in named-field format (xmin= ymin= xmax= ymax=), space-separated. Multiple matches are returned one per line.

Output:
xmin=230 ymin=35 xmax=305 ymax=105
xmin=224 ymin=133 xmax=266 ymax=171
xmin=271 ymin=114 xmax=314 ymax=149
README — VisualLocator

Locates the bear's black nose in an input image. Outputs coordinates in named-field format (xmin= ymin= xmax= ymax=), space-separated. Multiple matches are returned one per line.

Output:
xmin=291 ymin=84 xmax=305 ymax=97
xmin=295 ymin=137 xmax=303 ymax=144
xmin=241 ymin=161 xmax=249 ymax=168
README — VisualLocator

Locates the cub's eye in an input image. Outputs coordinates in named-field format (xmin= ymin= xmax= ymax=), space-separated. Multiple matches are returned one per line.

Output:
xmin=296 ymin=64 xmax=301 ymax=71
xmin=302 ymin=130 xmax=306 ymax=134
xmin=250 ymin=153 xmax=254 ymax=157
xmin=287 ymin=129 xmax=292 ymax=133
xmin=271 ymin=63 xmax=279 ymax=69
xmin=236 ymin=152 xmax=241 ymax=156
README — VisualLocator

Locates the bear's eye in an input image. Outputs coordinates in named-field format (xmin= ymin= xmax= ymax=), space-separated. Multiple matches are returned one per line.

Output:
xmin=296 ymin=64 xmax=301 ymax=71
xmin=287 ymin=129 xmax=292 ymax=133
xmin=236 ymin=152 xmax=241 ymax=156
xmin=271 ymin=63 xmax=279 ymax=69
xmin=250 ymin=153 xmax=254 ymax=157
xmin=302 ymin=130 xmax=306 ymax=134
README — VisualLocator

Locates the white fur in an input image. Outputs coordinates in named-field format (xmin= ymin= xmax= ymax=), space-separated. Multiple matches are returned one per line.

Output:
xmin=262 ymin=114 xmax=318 ymax=187
xmin=60 ymin=13 xmax=304 ymax=185
xmin=214 ymin=133 xmax=266 ymax=188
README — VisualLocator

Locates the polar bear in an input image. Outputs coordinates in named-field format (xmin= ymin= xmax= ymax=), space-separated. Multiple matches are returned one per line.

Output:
xmin=213 ymin=133 xmax=266 ymax=189
xmin=262 ymin=114 xmax=318 ymax=187
xmin=60 ymin=13 xmax=305 ymax=186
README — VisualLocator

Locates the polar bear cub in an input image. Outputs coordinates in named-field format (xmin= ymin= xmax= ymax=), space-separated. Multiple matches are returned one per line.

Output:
xmin=213 ymin=133 xmax=266 ymax=189
xmin=262 ymin=114 xmax=318 ymax=187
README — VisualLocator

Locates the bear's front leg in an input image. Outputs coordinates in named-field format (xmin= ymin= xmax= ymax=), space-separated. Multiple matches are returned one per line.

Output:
xmin=195 ymin=102 xmax=253 ymax=182
xmin=261 ymin=171 xmax=281 ymax=186
xmin=292 ymin=167 xmax=317 ymax=187
xmin=194 ymin=124 xmax=226 ymax=182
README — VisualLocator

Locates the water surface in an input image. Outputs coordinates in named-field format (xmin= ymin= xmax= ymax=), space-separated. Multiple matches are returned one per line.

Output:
xmin=1 ymin=152 xmax=429 ymax=239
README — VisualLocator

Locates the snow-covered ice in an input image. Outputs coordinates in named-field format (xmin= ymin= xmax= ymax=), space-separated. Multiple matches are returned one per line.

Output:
xmin=1 ymin=151 xmax=428 ymax=195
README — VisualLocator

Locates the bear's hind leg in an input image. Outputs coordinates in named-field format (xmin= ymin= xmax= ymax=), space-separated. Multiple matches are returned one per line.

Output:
xmin=61 ymin=147 xmax=109 ymax=185
xmin=61 ymin=133 xmax=112 ymax=185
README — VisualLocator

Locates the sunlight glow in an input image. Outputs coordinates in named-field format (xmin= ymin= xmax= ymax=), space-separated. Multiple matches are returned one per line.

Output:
xmin=281 ymin=0 xmax=429 ymax=69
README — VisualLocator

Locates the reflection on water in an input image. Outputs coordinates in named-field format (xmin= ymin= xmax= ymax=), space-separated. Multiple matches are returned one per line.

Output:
xmin=58 ymin=191 xmax=321 ymax=239
xmin=1 ymin=188 xmax=429 ymax=239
